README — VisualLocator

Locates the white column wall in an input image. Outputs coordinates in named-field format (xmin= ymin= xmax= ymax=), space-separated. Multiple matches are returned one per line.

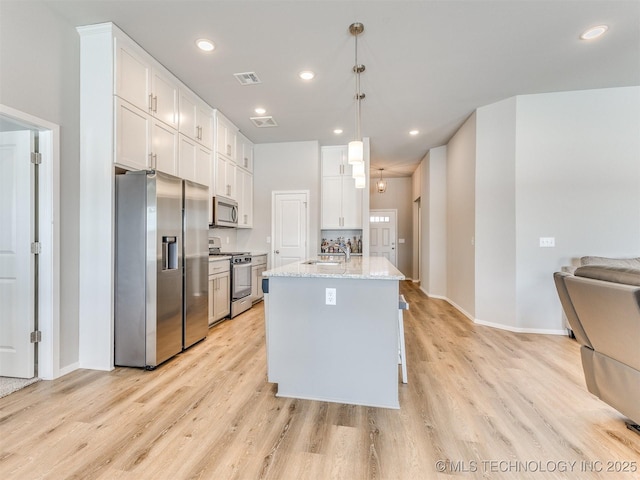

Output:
xmin=474 ymin=97 xmax=517 ymax=329
xmin=446 ymin=114 xmax=477 ymax=318
xmin=419 ymin=146 xmax=448 ymax=298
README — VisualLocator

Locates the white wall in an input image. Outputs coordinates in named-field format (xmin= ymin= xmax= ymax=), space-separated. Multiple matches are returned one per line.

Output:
xmin=0 ymin=1 xmax=80 ymax=371
xmin=446 ymin=114 xmax=477 ymax=318
xmin=514 ymin=87 xmax=640 ymax=331
xmin=237 ymin=141 xmax=321 ymax=263
xmin=369 ymin=177 xmax=413 ymax=278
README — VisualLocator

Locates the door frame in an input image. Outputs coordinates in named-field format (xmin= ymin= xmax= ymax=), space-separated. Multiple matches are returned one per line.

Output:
xmin=1 ymin=104 xmax=61 ymax=380
xmin=270 ymin=190 xmax=310 ymax=267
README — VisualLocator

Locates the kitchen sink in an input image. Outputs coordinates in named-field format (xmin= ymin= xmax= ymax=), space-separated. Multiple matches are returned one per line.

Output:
xmin=302 ymin=260 xmax=342 ymax=266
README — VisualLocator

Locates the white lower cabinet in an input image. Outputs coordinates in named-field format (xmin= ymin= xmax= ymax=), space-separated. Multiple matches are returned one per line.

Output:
xmin=209 ymin=259 xmax=230 ymax=325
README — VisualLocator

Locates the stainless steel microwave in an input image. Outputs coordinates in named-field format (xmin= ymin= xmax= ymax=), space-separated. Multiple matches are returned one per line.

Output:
xmin=212 ymin=196 xmax=238 ymax=227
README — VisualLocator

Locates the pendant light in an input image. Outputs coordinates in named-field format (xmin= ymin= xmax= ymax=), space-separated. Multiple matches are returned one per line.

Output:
xmin=348 ymin=22 xmax=365 ymax=167
xmin=376 ymin=169 xmax=387 ymax=193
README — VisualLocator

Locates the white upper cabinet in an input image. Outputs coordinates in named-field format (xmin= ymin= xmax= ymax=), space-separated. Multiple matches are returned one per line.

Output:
xmin=115 ymin=35 xmax=179 ymax=130
xmin=196 ymin=102 xmax=213 ymax=149
xmin=114 ymin=35 xmax=150 ymax=113
xmin=215 ymin=110 xmax=237 ymax=162
xmin=215 ymin=154 xmax=236 ymax=200
xmin=151 ymin=68 xmax=179 ymax=129
xmin=321 ymin=145 xmax=362 ymax=229
xmin=178 ymin=134 xmax=210 ymax=186
xmin=115 ymin=97 xmax=151 ymax=170
xmin=179 ymin=88 xmax=213 ymax=149
xmin=237 ymin=132 xmax=254 ymax=172
xmin=151 ymin=118 xmax=179 ymax=175
xmin=236 ymin=168 xmax=253 ymax=228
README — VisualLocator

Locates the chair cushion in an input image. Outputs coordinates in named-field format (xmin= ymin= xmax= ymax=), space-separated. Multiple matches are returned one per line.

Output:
xmin=580 ymin=256 xmax=640 ymax=268
xmin=574 ymin=265 xmax=640 ymax=287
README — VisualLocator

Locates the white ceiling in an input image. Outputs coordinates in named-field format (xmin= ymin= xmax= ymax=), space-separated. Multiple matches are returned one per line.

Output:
xmin=46 ymin=0 xmax=640 ymax=177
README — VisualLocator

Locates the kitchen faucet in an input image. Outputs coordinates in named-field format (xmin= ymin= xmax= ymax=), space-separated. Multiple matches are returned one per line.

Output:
xmin=334 ymin=241 xmax=351 ymax=262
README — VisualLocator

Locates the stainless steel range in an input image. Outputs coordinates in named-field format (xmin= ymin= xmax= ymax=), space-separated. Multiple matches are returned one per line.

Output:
xmin=209 ymin=238 xmax=253 ymax=318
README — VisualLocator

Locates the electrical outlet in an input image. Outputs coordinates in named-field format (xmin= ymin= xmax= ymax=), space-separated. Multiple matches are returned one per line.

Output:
xmin=325 ymin=288 xmax=336 ymax=305
xmin=539 ymin=237 xmax=555 ymax=248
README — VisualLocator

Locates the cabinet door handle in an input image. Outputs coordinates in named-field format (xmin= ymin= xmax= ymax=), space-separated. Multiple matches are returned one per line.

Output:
xmin=153 ymin=95 xmax=158 ymax=113
xmin=149 ymin=94 xmax=153 ymax=112
xmin=227 ymin=144 xmax=231 ymax=156
xmin=275 ymin=250 xmax=280 ymax=254
xmin=152 ymin=153 xmax=157 ymax=168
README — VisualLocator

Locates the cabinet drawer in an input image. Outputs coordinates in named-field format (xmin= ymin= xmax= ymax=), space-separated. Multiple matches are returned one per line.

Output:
xmin=209 ymin=259 xmax=230 ymax=275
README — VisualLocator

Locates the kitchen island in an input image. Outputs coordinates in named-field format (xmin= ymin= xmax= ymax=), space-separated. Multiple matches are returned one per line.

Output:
xmin=262 ymin=256 xmax=405 ymax=409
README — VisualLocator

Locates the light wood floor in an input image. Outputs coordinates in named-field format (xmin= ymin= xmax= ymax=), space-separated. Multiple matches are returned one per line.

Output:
xmin=1 ymin=281 xmax=639 ymax=479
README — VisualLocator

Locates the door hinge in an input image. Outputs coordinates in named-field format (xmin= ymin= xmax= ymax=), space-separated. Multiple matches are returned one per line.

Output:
xmin=31 ymin=152 xmax=42 ymax=165
xmin=30 ymin=330 xmax=42 ymax=343
xmin=31 ymin=242 xmax=42 ymax=254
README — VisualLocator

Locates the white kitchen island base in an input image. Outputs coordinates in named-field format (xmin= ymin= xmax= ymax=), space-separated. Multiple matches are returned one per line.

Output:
xmin=264 ymin=257 xmax=404 ymax=409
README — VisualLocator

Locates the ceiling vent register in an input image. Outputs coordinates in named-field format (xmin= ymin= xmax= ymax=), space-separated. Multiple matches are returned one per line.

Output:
xmin=250 ymin=116 xmax=278 ymax=128
xmin=233 ymin=72 xmax=262 ymax=85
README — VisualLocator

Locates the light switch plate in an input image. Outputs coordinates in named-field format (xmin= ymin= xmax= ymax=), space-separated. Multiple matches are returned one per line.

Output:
xmin=539 ymin=237 xmax=555 ymax=248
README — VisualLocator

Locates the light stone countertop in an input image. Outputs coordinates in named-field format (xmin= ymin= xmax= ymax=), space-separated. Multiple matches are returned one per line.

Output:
xmin=263 ymin=255 xmax=405 ymax=280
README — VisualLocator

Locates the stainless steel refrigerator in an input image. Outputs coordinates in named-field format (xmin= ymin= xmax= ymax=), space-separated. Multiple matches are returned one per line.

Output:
xmin=115 ymin=171 xmax=208 ymax=368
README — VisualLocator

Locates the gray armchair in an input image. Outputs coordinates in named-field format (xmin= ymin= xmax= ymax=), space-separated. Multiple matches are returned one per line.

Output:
xmin=554 ymin=260 xmax=640 ymax=431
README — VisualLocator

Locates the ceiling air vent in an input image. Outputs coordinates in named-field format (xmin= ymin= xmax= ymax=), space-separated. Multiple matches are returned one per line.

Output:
xmin=233 ymin=72 xmax=261 ymax=85
xmin=250 ymin=116 xmax=278 ymax=128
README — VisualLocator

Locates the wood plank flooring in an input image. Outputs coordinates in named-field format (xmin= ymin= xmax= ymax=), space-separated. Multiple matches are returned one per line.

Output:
xmin=1 ymin=281 xmax=638 ymax=479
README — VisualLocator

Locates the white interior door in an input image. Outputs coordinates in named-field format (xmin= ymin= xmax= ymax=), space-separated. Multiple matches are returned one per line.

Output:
xmin=0 ymin=130 xmax=35 ymax=378
xmin=272 ymin=192 xmax=308 ymax=268
xmin=369 ymin=209 xmax=397 ymax=267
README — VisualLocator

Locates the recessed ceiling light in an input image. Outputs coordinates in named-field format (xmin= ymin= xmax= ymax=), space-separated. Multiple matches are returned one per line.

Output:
xmin=333 ymin=129 xmax=343 ymax=134
xmin=196 ymin=38 xmax=215 ymax=51
xmin=299 ymin=71 xmax=315 ymax=80
xmin=580 ymin=25 xmax=608 ymax=40
xmin=254 ymin=107 xmax=266 ymax=115
xmin=409 ymin=130 xmax=419 ymax=136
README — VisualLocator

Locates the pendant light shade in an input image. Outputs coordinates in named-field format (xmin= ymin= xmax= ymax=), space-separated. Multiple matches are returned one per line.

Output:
xmin=348 ymin=140 xmax=363 ymax=165
xmin=351 ymin=161 xmax=365 ymax=178
xmin=376 ymin=169 xmax=387 ymax=193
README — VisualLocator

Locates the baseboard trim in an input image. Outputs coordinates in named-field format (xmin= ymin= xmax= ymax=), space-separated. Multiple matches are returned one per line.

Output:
xmin=55 ymin=361 xmax=80 ymax=379
xmin=473 ymin=318 xmax=568 ymax=336
xmin=414 ymin=288 xmax=567 ymax=336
